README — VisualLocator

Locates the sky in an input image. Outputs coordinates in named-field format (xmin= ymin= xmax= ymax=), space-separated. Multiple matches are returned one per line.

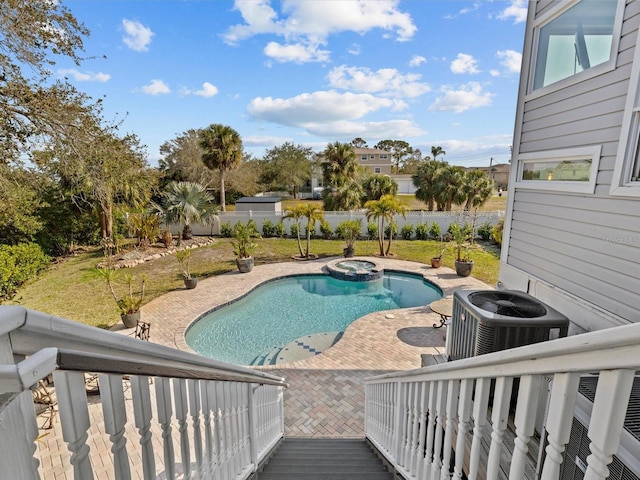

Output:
xmin=57 ymin=0 xmax=528 ymax=168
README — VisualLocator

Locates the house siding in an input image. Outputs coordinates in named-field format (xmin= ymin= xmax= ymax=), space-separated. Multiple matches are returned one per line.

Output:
xmin=502 ymin=0 xmax=640 ymax=329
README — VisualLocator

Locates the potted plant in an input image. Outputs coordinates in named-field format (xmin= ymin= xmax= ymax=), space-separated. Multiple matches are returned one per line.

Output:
xmin=96 ymin=268 xmax=146 ymax=327
xmin=449 ymin=223 xmax=474 ymax=277
xmin=431 ymin=237 xmax=446 ymax=268
xmin=176 ymin=248 xmax=197 ymax=289
xmin=337 ymin=219 xmax=362 ymax=257
xmin=231 ymin=220 xmax=261 ymax=273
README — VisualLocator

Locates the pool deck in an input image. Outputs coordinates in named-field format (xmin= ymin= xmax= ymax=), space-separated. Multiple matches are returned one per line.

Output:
xmin=36 ymin=257 xmax=491 ymax=478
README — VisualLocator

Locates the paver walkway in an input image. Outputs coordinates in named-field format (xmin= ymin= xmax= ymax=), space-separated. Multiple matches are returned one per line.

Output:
xmin=36 ymin=256 xmax=491 ymax=477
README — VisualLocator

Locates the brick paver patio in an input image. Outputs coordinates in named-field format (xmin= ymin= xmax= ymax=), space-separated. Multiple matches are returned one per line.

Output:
xmin=35 ymin=256 xmax=491 ymax=477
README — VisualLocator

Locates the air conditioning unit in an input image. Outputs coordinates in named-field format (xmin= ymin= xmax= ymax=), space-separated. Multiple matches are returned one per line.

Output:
xmin=447 ymin=290 xmax=570 ymax=361
xmin=538 ymin=375 xmax=640 ymax=480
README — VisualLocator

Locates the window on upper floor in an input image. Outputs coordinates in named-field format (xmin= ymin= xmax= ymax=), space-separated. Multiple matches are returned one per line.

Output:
xmin=380 ymin=154 xmax=388 ymax=159
xmin=516 ymin=146 xmax=601 ymax=194
xmin=529 ymin=0 xmax=623 ymax=95
xmin=361 ymin=155 xmax=367 ymax=161
xmin=369 ymin=155 xmax=375 ymax=159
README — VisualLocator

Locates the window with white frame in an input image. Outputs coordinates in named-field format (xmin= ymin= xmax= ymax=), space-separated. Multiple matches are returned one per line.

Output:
xmin=516 ymin=146 xmax=601 ymax=194
xmin=374 ymin=167 xmax=381 ymax=174
xmin=612 ymin=25 xmax=640 ymax=197
xmin=369 ymin=155 xmax=375 ymax=159
xmin=529 ymin=0 xmax=622 ymax=94
xmin=380 ymin=154 xmax=388 ymax=159
xmin=361 ymin=155 xmax=367 ymax=161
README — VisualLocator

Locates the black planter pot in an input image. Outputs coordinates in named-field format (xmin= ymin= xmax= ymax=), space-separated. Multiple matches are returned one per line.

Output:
xmin=455 ymin=260 xmax=474 ymax=277
xmin=236 ymin=256 xmax=254 ymax=273
xmin=343 ymin=246 xmax=355 ymax=258
xmin=184 ymin=277 xmax=198 ymax=289
xmin=121 ymin=310 xmax=140 ymax=328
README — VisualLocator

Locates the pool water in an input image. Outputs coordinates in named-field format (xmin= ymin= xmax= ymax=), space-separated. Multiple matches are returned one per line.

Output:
xmin=185 ymin=272 xmax=442 ymax=365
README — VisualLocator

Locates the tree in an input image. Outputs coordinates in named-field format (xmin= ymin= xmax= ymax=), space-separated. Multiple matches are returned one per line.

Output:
xmin=461 ymin=170 xmax=494 ymax=211
xmin=433 ymin=164 xmax=466 ymax=211
xmin=0 ymin=165 xmax=46 ymax=244
xmin=261 ymin=142 xmax=312 ymax=198
xmin=199 ymin=124 xmax=243 ymax=211
xmin=374 ymin=140 xmax=413 ymax=173
xmin=413 ymin=161 xmax=445 ymax=211
xmin=298 ymin=203 xmax=324 ymax=258
xmin=282 ymin=205 xmax=305 ymax=257
xmin=154 ymin=181 xmax=218 ymax=240
xmin=399 ymin=148 xmax=423 ymax=174
xmin=351 ymin=137 xmax=368 ymax=148
xmin=362 ymin=174 xmax=398 ymax=202
xmin=321 ymin=142 xmax=363 ymax=211
xmin=431 ymin=146 xmax=446 ymax=161
xmin=0 ymin=0 xmax=99 ymax=163
xmin=159 ymin=129 xmax=212 ymax=187
xmin=365 ymin=194 xmax=407 ymax=256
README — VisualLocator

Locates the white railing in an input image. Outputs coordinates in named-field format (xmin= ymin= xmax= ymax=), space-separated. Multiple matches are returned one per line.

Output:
xmin=0 ymin=306 xmax=286 ymax=480
xmin=365 ymin=321 xmax=640 ymax=480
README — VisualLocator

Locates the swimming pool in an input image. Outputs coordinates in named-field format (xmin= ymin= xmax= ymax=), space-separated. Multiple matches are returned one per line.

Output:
xmin=185 ymin=272 xmax=442 ymax=365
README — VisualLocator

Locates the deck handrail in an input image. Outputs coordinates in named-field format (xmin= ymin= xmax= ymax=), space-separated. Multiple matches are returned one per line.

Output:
xmin=364 ymin=321 xmax=640 ymax=480
xmin=0 ymin=306 xmax=287 ymax=480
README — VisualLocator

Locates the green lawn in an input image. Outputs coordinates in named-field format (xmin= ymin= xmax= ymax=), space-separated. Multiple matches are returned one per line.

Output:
xmin=9 ymin=237 xmax=501 ymax=328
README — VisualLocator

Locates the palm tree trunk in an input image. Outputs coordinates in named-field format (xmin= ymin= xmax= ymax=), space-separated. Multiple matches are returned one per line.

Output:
xmin=385 ymin=225 xmax=394 ymax=256
xmin=305 ymin=221 xmax=311 ymax=257
xmin=379 ymin=219 xmax=386 ymax=256
xmin=219 ymin=169 xmax=226 ymax=212
xmin=296 ymin=222 xmax=304 ymax=256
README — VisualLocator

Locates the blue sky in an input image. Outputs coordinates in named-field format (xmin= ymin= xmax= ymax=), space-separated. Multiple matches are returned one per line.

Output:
xmin=58 ymin=0 xmax=527 ymax=168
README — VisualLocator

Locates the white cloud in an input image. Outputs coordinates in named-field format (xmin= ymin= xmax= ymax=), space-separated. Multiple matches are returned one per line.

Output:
xmin=347 ymin=43 xmax=361 ymax=56
xmin=496 ymin=49 xmax=522 ymax=73
xmin=450 ymin=53 xmax=480 ymax=74
xmin=459 ymin=2 xmax=481 ymax=15
xmin=58 ymin=68 xmax=110 ymax=82
xmin=429 ymin=82 xmax=493 ymax=113
xmin=490 ymin=69 xmax=500 ymax=77
xmin=223 ymin=0 xmax=416 ymax=62
xmin=303 ymin=119 xmax=424 ymax=139
xmin=409 ymin=55 xmax=426 ymax=67
xmin=183 ymin=82 xmax=219 ymax=98
xmin=141 ymin=79 xmax=170 ymax=95
xmin=248 ymin=90 xmax=395 ymax=125
xmin=122 ymin=19 xmax=154 ymax=52
xmin=327 ymin=65 xmax=431 ymax=98
xmin=243 ymin=135 xmax=293 ymax=147
xmin=498 ymin=0 xmax=528 ymax=24
xmin=264 ymin=41 xmax=330 ymax=63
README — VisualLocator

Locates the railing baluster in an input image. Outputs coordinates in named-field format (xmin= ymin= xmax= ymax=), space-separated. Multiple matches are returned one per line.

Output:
xmin=201 ymin=380 xmax=214 ymax=478
xmin=509 ymin=375 xmax=543 ymax=479
xmin=409 ymin=381 xmax=421 ymax=475
xmin=188 ymin=379 xmax=204 ymax=478
xmin=131 ymin=375 xmax=155 ymax=480
xmin=155 ymin=376 xmax=176 ymax=478
xmin=453 ymin=378 xmax=473 ymax=479
xmin=584 ymin=369 xmax=635 ymax=480
xmin=430 ymin=380 xmax=448 ymax=480
xmin=215 ymin=381 xmax=228 ymax=480
xmin=440 ymin=379 xmax=460 ymax=480
xmin=486 ymin=376 xmax=513 ymax=480
xmin=229 ymin=381 xmax=241 ymax=476
xmin=53 ymin=371 xmax=94 ymax=480
xmin=247 ymin=384 xmax=258 ymax=471
xmin=424 ymin=381 xmax=437 ymax=479
xmin=173 ymin=378 xmax=191 ymax=479
xmin=541 ymin=372 xmax=580 ymax=480
xmin=99 ymin=374 xmax=131 ymax=480
xmin=468 ymin=377 xmax=490 ymax=480
xmin=416 ymin=381 xmax=429 ymax=479
xmin=399 ymin=381 xmax=411 ymax=468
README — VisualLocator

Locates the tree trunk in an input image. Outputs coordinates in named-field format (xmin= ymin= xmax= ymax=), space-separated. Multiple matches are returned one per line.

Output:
xmin=219 ymin=169 xmax=226 ymax=212
xmin=296 ymin=223 xmax=304 ymax=256
xmin=305 ymin=222 xmax=311 ymax=257
xmin=379 ymin=219 xmax=386 ymax=256
xmin=101 ymin=200 xmax=114 ymax=239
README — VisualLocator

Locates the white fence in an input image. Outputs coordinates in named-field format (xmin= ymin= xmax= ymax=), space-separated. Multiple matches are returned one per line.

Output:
xmin=187 ymin=210 xmax=504 ymax=237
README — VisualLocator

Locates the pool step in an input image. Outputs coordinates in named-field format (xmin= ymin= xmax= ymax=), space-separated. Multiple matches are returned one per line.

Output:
xmin=250 ymin=332 xmax=344 ymax=366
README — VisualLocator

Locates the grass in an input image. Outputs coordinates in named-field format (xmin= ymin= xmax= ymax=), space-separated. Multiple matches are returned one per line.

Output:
xmin=10 ymin=237 xmax=501 ymax=329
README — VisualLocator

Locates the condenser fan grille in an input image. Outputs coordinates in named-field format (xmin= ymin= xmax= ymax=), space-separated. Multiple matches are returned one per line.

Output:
xmin=468 ymin=291 xmax=547 ymax=318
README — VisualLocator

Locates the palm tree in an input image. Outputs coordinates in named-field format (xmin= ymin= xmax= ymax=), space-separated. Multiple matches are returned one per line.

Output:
xmin=321 ymin=142 xmax=362 ymax=211
xmin=413 ymin=161 xmax=445 ymax=211
xmin=365 ymin=194 xmax=407 ymax=256
xmin=431 ymin=145 xmax=446 ymax=161
xmin=462 ymin=170 xmax=494 ymax=211
xmin=154 ymin=181 xmax=217 ymax=240
xmin=282 ymin=205 xmax=305 ymax=257
xmin=298 ymin=203 xmax=324 ymax=258
xmin=433 ymin=164 xmax=466 ymax=211
xmin=199 ymin=124 xmax=243 ymax=211
xmin=362 ymin=174 xmax=398 ymax=202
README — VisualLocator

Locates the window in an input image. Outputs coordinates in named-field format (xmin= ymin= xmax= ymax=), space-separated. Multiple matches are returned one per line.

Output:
xmin=516 ymin=146 xmax=601 ymax=193
xmin=612 ymin=26 xmax=640 ymax=197
xmin=374 ymin=167 xmax=381 ymax=174
xmin=530 ymin=0 xmax=622 ymax=94
xmin=369 ymin=155 xmax=375 ymax=159
xmin=380 ymin=154 xmax=388 ymax=159
xmin=361 ymin=155 xmax=367 ymax=161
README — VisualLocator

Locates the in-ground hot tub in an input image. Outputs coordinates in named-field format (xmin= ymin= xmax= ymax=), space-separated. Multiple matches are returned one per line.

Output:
xmin=326 ymin=258 xmax=383 ymax=281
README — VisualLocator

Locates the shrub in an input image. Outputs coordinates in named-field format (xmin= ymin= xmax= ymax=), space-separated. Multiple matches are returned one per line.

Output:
xmin=220 ymin=221 xmax=232 ymax=238
xmin=428 ymin=222 xmax=442 ymax=240
xmin=478 ymin=222 xmax=493 ymax=241
xmin=319 ymin=220 xmax=333 ymax=239
xmin=262 ymin=220 xmax=276 ymax=238
xmin=290 ymin=223 xmax=299 ymax=238
xmin=492 ymin=218 xmax=504 ymax=246
xmin=400 ymin=224 xmax=414 ymax=240
xmin=160 ymin=229 xmax=173 ymax=248
xmin=0 ymin=243 xmax=50 ymax=300
xmin=274 ymin=222 xmax=286 ymax=238
xmin=367 ymin=222 xmax=378 ymax=240
xmin=415 ymin=222 xmax=429 ymax=240
xmin=129 ymin=212 xmax=160 ymax=248
xmin=384 ymin=223 xmax=398 ymax=239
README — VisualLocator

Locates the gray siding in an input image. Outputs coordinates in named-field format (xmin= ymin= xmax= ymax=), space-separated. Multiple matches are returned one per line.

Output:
xmin=507 ymin=1 xmax=640 ymax=323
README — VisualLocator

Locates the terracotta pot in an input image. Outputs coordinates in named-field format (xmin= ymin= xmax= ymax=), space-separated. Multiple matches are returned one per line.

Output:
xmin=236 ymin=256 xmax=254 ymax=273
xmin=121 ymin=310 xmax=140 ymax=328
xmin=343 ymin=247 xmax=355 ymax=258
xmin=455 ymin=260 xmax=474 ymax=277
xmin=184 ymin=277 xmax=198 ymax=289
xmin=431 ymin=257 xmax=442 ymax=268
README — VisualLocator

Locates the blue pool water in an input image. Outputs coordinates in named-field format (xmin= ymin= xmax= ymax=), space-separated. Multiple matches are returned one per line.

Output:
xmin=185 ymin=272 xmax=442 ymax=365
